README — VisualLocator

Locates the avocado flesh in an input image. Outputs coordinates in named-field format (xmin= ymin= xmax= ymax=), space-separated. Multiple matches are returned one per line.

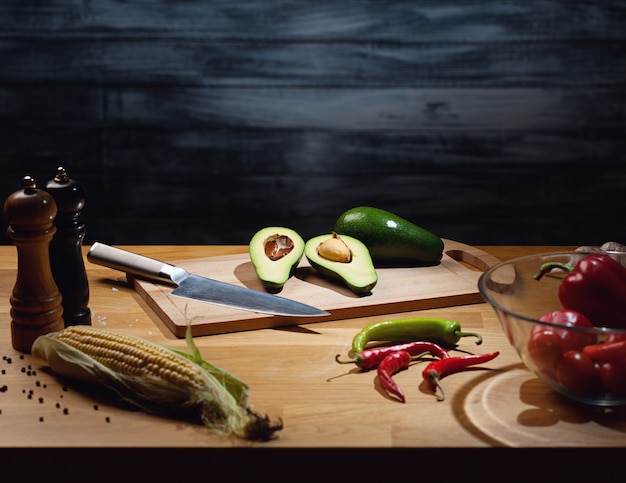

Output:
xmin=304 ymin=234 xmax=377 ymax=295
xmin=333 ymin=206 xmax=444 ymax=267
xmin=249 ymin=227 xmax=305 ymax=292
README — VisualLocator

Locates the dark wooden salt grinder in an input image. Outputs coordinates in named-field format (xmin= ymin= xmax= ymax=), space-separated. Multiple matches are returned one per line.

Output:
xmin=45 ymin=166 xmax=91 ymax=327
xmin=4 ymin=176 xmax=65 ymax=353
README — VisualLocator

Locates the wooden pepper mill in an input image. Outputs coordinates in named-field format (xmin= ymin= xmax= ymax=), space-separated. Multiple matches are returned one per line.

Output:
xmin=4 ymin=175 xmax=64 ymax=353
xmin=45 ymin=166 xmax=91 ymax=326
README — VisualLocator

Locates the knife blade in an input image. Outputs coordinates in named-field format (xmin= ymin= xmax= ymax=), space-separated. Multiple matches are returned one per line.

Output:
xmin=86 ymin=242 xmax=329 ymax=317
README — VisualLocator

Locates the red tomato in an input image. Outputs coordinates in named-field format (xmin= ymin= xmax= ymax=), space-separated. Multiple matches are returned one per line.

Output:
xmin=599 ymin=361 xmax=626 ymax=395
xmin=526 ymin=328 xmax=563 ymax=377
xmin=555 ymin=350 xmax=603 ymax=396
xmin=536 ymin=309 xmax=597 ymax=351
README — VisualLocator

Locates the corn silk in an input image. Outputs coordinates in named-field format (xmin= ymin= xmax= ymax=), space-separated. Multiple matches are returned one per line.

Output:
xmin=31 ymin=325 xmax=283 ymax=441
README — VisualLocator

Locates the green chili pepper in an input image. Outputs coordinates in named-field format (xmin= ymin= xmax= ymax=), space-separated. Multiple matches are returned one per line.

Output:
xmin=351 ymin=317 xmax=483 ymax=354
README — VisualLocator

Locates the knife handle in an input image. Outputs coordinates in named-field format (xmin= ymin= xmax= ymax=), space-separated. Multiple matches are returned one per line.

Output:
xmin=87 ymin=242 xmax=176 ymax=284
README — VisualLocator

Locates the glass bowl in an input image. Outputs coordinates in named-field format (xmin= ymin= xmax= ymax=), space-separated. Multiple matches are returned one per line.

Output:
xmin=478 ymin=250 xmax=626 ymax=407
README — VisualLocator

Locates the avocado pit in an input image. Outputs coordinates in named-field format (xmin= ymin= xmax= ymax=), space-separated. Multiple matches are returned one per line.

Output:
xmin=264 ymin=234 xmax=295 ymax=261
xmin=317 ymin=233 xmax=352 ymax=263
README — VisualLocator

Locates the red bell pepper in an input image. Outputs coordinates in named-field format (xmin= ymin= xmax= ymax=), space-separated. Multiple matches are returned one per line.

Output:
xmin=536 ymin=309 xmax=596 ymax=351
xmin=526 ymin=309 xmax=596 ymax=377
xmin=534 ymin=253 xmax=626 ymax=329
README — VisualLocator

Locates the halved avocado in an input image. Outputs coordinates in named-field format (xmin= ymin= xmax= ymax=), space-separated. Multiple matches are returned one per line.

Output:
xmin=249 ymin=227 xmax=305 ymax=292
xmin=304 ymin=232 xmax=377 ymax=295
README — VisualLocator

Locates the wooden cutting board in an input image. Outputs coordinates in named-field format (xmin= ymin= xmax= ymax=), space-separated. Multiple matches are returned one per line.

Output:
xmin=131 ymin=239 xmax=500 ymax=338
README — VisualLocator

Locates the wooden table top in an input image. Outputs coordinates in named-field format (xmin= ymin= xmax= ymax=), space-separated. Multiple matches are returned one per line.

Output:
xmin=1 ymin=244 xmax=625 ymax=452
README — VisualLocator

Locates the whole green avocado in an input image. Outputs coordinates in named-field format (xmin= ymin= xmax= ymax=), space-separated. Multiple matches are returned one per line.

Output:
xmin=333 ymin=206 xmax=444 ymax=267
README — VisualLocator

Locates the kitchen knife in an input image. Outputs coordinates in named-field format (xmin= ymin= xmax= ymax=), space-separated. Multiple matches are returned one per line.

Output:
xmin=87 ymin=242 xmax=329 ymax=317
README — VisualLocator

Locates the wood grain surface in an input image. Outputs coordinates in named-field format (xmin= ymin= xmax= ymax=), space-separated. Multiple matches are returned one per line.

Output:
xmin=1 ymin=1 xmax=624 ymax=247
xmin=2 ymin=244 xmax=626 ymax=456
xmin=131 ymin=239 xmax=500 ymax=337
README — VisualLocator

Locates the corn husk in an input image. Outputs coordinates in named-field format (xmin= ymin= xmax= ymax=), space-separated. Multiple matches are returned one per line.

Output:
xmin=31 ymin=326 xmax=282 ymax=441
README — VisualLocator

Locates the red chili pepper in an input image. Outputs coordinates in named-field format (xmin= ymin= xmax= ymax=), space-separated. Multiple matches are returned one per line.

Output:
xmin=377 ymin=350 xmax=412 ymax=403
xmin=422 ymin=351 xmax=500 ymax=401
xmin=534 ymin=254 xmax=626 ymax=328
xmin=583 ymin=339 xmax=626 ymax=363
xmin=605 ymin=332 xmax=626 ymax=344
xmin=335 ymin=340 xmax=449 ymax=371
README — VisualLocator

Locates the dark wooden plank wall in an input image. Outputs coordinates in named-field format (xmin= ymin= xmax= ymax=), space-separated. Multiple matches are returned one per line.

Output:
xmin=1 ymin=1 xmax=625 ymax=247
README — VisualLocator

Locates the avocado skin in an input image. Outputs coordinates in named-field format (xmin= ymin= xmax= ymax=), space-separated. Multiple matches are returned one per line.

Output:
xmin=333 ymin=206 xmax=444 ymax=267
xmin=249 ymin=226 xmax=305 ymax=293
xmin=304 ymin=234 xmax=377 ymax=295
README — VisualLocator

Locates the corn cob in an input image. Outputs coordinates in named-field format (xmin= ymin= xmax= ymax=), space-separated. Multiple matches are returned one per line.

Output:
xmin=31 ymin=325 xmax=282 ymax=441
xmin=54 ymin=325 xmax=207 ymax=393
